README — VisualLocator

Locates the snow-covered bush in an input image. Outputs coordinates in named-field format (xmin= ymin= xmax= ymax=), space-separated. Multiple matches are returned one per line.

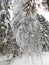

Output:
xmin=12 ymin=0 xmax=49 ymax=55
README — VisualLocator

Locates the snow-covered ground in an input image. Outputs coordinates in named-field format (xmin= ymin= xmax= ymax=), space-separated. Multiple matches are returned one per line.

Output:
xmin=0 ymin=52 xmax=49 ymax=65
xmin=0 ymin=54 xmax=13 ymax=65
xmin=9 ymin=52 xmax=49 ymax=65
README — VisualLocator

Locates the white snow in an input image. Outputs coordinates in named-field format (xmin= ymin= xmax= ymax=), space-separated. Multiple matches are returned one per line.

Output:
xmin=37 ymin=8 xmax=49 ymax=22
xmin=9 ymin=53 xmax=49 ymax=65
xmin=0 ymin=53 xmax=49 ymax=65
xmin=35 ymin=0 xmax=49 ymax=22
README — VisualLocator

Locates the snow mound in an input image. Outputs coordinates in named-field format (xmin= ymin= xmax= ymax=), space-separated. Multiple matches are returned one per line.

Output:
xmin=9 ymin=53 xmax=49 ymax=65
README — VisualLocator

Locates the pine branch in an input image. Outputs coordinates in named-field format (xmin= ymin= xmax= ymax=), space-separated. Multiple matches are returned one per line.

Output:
xmin=37 ymin=15 xmax=49 ymax=51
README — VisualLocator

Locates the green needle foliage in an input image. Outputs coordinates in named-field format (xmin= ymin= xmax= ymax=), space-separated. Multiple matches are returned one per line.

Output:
xmin=22 ymin=0 xmax=35 ymax=15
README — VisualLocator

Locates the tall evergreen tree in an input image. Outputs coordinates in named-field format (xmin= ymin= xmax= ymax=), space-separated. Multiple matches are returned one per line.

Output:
xmin=0 ymin=1 xmax=7 ymax=54
xmin=0 ymin=0 xmax=20 ymax=56
xmin=37 ymin=15 xmax=49 ymax=52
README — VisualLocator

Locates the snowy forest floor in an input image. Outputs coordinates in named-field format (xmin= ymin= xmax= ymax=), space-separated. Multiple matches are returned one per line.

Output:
xmin=0 ymin=52 xmax=49 ymax=65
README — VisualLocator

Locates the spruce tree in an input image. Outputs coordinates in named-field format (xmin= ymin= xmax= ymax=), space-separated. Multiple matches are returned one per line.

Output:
xmin=6 ymin=23 xmax=20 ymax=56
xmin=37 ymin=15 xmax=49 ymax=52
xmin=0 ymin=1 xmax=7 ymax=54
xmin=0 ymin=0 xmax=20 ymax=56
